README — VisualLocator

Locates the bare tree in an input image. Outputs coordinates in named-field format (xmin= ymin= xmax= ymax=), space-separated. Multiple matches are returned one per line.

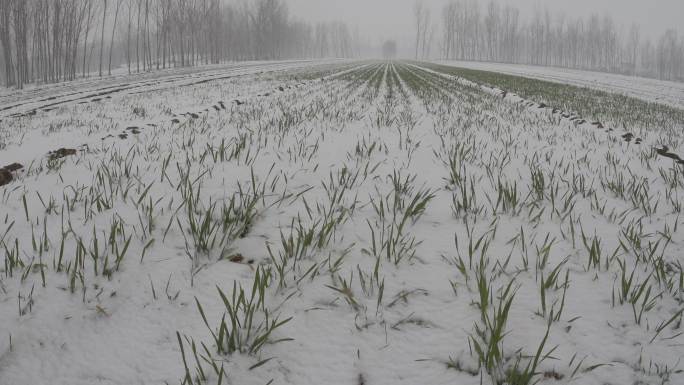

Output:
xmin=108 ymin=0 xmax=122 ymax=75
xmin=628 ymin=24 xmax=640 ymax=76
xmin=435 ymin=0 xmax=682 ymax=80
xmin=0 ymin=0 xmax=15 ymax=86
xmin=413 ymin=1 xmax=429 ymax=60
xmin=82 ymin=0 xmax=94 ymax=77
xmin=98 ymin=0 xmax=107 ymax=77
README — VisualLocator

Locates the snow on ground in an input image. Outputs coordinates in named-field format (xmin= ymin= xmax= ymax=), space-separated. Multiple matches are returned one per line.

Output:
xmin=436 ymin=60 xmax=684 ymax=109
xmin=0 ymin=60 xmax=341 ymax=102
xmin=1 ymin=61 xmax=683 ymax=385
xmin=0 ymin=60 xmax=351 ymax=167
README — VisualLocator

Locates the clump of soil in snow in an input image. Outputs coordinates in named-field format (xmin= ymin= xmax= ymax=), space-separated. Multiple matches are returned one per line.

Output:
xmin=48 ymin=148 xmax=77 ymax=160
xmin=0 ymin=162 xmax=24 ymax=186
xmin=0 ymin=169 xmax=11 ymax=186
xmin=656 ymin=145 xmax=684 ymax=164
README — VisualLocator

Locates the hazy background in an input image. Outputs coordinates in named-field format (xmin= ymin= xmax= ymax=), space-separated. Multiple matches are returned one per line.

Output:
xmin=2 ymin=0 xmax=682 ymax=87
xmin=289 ymin=0 xmax=684 ymax=55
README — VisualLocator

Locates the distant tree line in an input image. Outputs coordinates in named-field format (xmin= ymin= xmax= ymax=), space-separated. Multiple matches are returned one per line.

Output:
xmin=414 ymin=0 xmax=684 ymax=81
xmin=0 ymin=0 xmax=360 ymax=88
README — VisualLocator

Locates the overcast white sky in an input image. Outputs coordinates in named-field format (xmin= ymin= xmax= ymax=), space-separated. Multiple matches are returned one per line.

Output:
xmin=287 ymin=0 xmax=683 ymax=46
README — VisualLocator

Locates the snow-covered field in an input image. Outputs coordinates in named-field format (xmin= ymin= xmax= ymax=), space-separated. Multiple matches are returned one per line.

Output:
xmin=0 ymin=60 xmax=334 ymax=115
xmin=436 ymin=60 xmax=684 ymax=109
xmin=1 ymin=61 xmax=684 ymax=385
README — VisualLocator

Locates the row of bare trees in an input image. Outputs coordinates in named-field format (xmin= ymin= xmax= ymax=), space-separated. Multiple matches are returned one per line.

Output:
xmin=0 ymin=0 xmax=360 ymax=88
xmin=415 ymin=0 xmax=684 ymax=81
xmin=412 ymin=1 xmax=433 ymax=60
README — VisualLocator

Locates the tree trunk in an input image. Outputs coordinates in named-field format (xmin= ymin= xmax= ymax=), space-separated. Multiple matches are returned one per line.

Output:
xmin=98 ymin=0 xmax=107 ymax=77
xmin=108 ymin=0 xmax=122 ymax=75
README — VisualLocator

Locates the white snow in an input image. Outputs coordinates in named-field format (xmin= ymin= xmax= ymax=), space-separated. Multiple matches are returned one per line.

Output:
xmin=435 ymin=60 xmax=684 ymax=109
xmin=1 ymin=60 xmax=683 ymax=385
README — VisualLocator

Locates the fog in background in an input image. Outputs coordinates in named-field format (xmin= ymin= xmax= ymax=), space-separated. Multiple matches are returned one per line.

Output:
xmin=1 ymin=0 xmax=682 ymax=89
xmin=289 ymin=0 xmax=684 ymax=56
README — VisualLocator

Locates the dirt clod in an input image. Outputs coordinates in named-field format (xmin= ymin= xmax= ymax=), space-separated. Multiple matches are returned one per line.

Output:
xmin=0 ymin=169 xmax=12 ymax=187
xmin=3 ymin=163 xmax=23 ymax=172
xmin=656 ymin=146 xmax=683 ymax=162
xmin=0 ymin=162 xmax=21 ymax=187
xmin=48 ymin=148 xmax=77 ymax=160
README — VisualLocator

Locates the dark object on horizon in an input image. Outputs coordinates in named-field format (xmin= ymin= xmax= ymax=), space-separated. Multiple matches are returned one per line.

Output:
xmin=234 ymin=100 xmax=244 ymax=106
xmin=382 ymin=40 xmax=397 ymax=59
